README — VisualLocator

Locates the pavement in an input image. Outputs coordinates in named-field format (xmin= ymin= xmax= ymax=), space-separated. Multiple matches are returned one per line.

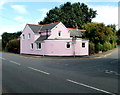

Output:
xmin=1 ymin=46 xmax=119 ymax=94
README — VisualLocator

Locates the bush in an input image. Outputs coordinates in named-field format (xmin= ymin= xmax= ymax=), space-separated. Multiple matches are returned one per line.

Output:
xmin=103 ymin=42 xmax=112 ymax=51
xmin=95 ymin=43 xmax=103 ymax=53
xmin=7 ymin=39 xmax=20 ymax=54
xmin=89 ymin=42 xmax=95 ymax=55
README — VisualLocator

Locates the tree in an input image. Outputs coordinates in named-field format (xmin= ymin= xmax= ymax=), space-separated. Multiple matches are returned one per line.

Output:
xmin=7 ymin=39 xmax=20 ymax=54
xmin=39 ymin=2 xmax=97 ymax=29
xmin=2 ymin=31 xmax=22 ymax=50
xmin=82 ymin=22 xmax=117 ymax=54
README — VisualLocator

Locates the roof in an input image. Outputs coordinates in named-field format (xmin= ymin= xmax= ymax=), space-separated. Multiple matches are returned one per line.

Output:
xmin=68 ymin=28 xmax=85 ymax=37
xmin=27 ymin=22 xmax=60 ymax=33
xmin=36 ymin=36 xmax=47 ymax=42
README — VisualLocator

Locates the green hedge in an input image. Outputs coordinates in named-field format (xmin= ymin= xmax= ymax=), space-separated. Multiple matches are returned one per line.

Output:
xmin=7 ymin=39 xmax=20 ymax=54
xmin=89 ymin=42 xmax=95 ymax=55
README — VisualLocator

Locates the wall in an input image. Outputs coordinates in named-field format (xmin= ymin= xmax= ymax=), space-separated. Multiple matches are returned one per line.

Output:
xmin=44 ymin=39 xmax=89 ymax=56
xmin=20 ymin=24 xmax=89 ymax=56
xmin=20 ymin=25 xmax=44 ymax=55
xmin=48 ymin=22 xmax=70 ymax=39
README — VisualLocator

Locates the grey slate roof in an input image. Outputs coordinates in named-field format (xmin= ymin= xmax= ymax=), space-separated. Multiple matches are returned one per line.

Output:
xmin=28 ymin=22 xmax=60 ymax=33
xmin=36 ymin=36 xmax=47 ymax=42
xmin=68 ymin=28 xmax=85 ymax=38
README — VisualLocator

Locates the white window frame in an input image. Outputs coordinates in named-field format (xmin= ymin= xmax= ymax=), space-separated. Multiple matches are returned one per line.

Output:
xmin=22 ymin=34 xmax=25 ymax=40
xmin=30 ymin=43 xmax=33 ymax=49
xmin=36 ymin=42 xmax=42 ymax=50
xmin=58 ymin=31 xmax=61 ymax=36
xmin=82 ymin=42 xmax=85 ymax=48
xmin=28 ymin=33 xmax=31 ymax=39
xmin=66 ymin=42 xmax=71 ymax=49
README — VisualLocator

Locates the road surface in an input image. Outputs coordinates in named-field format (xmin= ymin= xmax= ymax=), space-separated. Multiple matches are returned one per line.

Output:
xmin=1 ymin=47 xmax=119 ymax=94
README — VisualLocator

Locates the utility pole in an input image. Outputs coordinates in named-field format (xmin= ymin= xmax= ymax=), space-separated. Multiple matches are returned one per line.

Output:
xmin=72 ymin=36 xmax=76 ymax=57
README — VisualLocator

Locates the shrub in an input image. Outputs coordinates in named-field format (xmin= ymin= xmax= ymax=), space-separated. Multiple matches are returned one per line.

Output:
xmin=103 ymin=42 xmax=112 ymax=51
xmin=95 ymin=43 xmax=103 ymax=53
xmin=7 ymin=39 xmax=20 ymax=54
xmin=89 ymin=42 xmax=95 ymax=55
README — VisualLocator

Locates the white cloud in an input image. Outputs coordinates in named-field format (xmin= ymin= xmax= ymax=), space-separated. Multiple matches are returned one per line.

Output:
xmin=89 ymin=5 xmax=118 ymax=26
xmin=38 ymin=8 xmax=49 ymax=21
xmin=0 ymin=1 xmax=6 ymax=9
xmin=11 ymin=5 xmax=27 ymax=14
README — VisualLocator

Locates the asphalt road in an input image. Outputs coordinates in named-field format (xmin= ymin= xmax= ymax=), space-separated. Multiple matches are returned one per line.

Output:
xmin=1 ymin=47 xmax=119 ymax=94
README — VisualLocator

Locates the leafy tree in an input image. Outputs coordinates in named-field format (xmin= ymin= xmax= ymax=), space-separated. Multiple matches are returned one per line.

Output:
xmin=89 ymin=41 xmax=95 ymax=55
xmin=39 ymin=2 xmax=97 ymax=29
xmin=7 ymin=39 xmax=20 ymax=54
xmin=2 ymin=31 xmax=22 ymax=50
xmin=82 ymin=22 xmax=117 ymax=54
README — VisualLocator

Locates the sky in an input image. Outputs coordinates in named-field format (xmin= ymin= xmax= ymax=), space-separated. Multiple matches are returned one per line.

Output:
xmin=0 ymin=0 xmax=119 ymax=39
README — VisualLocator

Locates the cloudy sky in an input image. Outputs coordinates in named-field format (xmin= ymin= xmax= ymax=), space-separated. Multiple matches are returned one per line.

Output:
xmin=0 ymin=0 xmax=118 ymax=38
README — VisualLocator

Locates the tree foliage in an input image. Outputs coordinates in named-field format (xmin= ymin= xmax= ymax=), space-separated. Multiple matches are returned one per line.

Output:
xmin=82 ymin=23 xmax=117 ymax=54
xmin=39 ymin=2 xmax=97 ymax=28
xmin=7 ymin=39 xmax=20 ymax=54
xmin=2 ymin=31 xmax=22 ymax=50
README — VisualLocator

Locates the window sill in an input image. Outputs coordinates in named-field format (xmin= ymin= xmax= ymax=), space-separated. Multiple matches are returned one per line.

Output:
xmin=36 ymin=49 xmax=42 ymax=50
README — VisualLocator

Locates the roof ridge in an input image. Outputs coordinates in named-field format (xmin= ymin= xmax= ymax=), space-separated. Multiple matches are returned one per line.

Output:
xmin=40 ymin=21 xmax=61 ymax=26
xmin=27 ymin=21 xmax=61 ymax=26
xmin=68 ymin=28 xmax=86 ymax=31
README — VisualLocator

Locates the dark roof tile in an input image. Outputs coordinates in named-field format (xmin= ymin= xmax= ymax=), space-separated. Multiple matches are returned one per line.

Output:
xmin=27 ymin=22 xmax=60 ymax=33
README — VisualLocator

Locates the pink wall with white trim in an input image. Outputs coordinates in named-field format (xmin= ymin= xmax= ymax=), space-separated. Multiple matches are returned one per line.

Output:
xmin=20 ymin=23 xmax=89 ymax=56
xmin=48 ymin=22 xmax=70 ymax=39
xmin=44 ymin=40 xmax=88 ymax=56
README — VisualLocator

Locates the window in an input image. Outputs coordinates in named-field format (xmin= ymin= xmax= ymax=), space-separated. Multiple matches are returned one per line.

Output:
xmin=23 ymin=34 xmax=25 ymax=39
xmin=31 ymin=43 xmax=33 ymax=49
xmin=82 ymin=42 xmax=85 ymax=48
xmin=58 ymin=31 xmax=61 ymax=36
xmin=36 ymin=43 xmax=41 ymax=50
xmin=66 ymin=42 xmax=70 ymax=48
xmin=28 ymin=33 xmax=31 ymax=39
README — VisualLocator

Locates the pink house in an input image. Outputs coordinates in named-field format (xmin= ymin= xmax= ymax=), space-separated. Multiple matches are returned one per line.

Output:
xmin=20 ymin=22 xmax=89 ymax=56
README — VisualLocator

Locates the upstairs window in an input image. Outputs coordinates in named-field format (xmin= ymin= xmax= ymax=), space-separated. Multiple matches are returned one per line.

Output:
xmin=82 ymin=42 xmax=85 ymax=48
xmin=58 ymin=31 xmax=61 ymax=36
xmin=23 ymin=34 xmax=25 ymax=40
xmin=66 ymin=42 xmax=70 ymax=48
xmin=36 ymin=43 xmax=41 ymax=50
xmin=28 ymin=33 xmax=31 ymax=39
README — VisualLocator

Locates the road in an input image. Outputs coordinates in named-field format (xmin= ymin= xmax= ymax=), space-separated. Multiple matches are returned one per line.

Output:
xmin=1 ymin=47 xmax=119 ymax=94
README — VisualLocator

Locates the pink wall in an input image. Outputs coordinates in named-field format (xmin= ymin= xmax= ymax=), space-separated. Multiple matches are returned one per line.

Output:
xmin=20 ymin=25 xmax=43 ymax=55
xmin=44 ymin=39 xmax=89 ymax=56
xmin=48 ymin=22 xmax=70 ymax=39
xmin=20 ymin=23 xmax=89 ymax=56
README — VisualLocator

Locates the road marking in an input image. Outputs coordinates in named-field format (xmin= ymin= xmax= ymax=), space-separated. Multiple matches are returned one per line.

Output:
xmin=66 ymin=79 xmax=116 ymax=95
xmin=0 ymin=57 xmax=6 ymax=60
xmin=9 ymin=60 xmax=21 ymax=65
xmin=105 ymin=70 xmax=120 ymax=76
xmin=28 ymin=67 xmax=50 ymax=75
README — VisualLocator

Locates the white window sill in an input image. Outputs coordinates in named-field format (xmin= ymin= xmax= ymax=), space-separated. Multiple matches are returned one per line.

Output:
xmin=66 ymin=48 xmax=71 ymax=49
xmin=36 ymin=49 xmax=42 ymax=50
